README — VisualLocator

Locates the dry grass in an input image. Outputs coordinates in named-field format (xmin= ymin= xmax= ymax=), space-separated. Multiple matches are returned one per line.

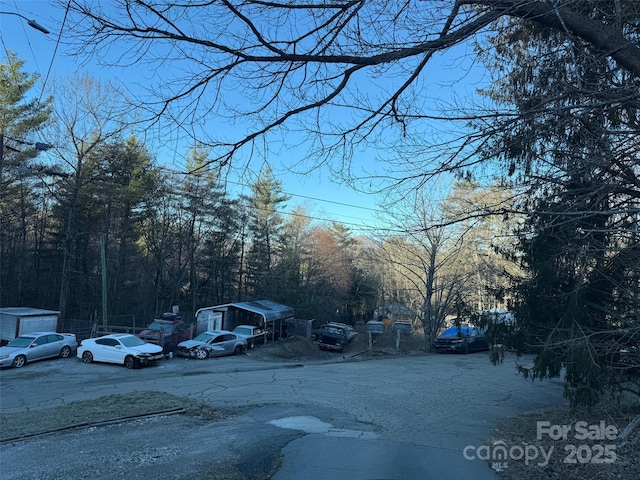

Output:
xmin=487 ymin=402 xmax=640 ymax=480
xmin=249 ymin=329 xmax=427 ymax=361
xmin=0 ymin=391 xmax=226 ymax=441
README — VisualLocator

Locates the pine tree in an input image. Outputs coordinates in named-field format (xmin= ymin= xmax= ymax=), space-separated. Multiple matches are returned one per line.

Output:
xmin=242 ymin=168 xmax=290 ymax=298
xmin=0 ymin=51 xmax=52 ymax=306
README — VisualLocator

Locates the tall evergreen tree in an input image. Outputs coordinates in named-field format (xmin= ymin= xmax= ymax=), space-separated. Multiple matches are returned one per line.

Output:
xmin=96 ymin=136 xmax=160 ymax=320
xmin=242 ymin=168 xmax=290 ymax=298
xmin=181 ymin=148 xmax=242 ymax=307
xmin=53 ymin=135 xmax=159 ymax=322
xmin=271 ymin=207 xmax=312 ymax=309
xmin=0 ymin=52 xmax=52 ymax=307
xmin=478 ymin=0 xmax=640 ymax=406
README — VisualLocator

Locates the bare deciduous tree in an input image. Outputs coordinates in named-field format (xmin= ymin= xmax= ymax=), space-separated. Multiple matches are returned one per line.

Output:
xmin=378 ymin=189 xmax=472 ymax=350
xmin=60 ymin=1 xmax=640 ymax=177
xmin=47 ymin=75 xmax=133 ymax=320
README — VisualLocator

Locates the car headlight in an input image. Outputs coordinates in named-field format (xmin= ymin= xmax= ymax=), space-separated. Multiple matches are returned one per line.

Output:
xmin=0 ymin=354 xmax=10 ymax=359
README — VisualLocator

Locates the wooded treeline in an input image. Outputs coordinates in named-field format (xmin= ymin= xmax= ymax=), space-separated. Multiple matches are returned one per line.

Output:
xmin=1 ymin=131 xmax=381 ymax=325
xmin=1 ymin=55 xmax=512 ymax=330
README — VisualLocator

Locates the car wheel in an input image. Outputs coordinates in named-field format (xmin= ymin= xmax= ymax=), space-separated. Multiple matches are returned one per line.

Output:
xmin=196 ymin=349 xmax=209 ymax=360
xmin=12 ymin=355 xmax=27 ymax=368
xmin=124 ymin=356 xmax=136 ymax=369
xmin=59 ymin=346 xmax=72 ymax=358
xmin=462 ymin=342 xmax=470 ymax=354
xmin=82 ymin=351 xmax=93 ymax=363
xmin=249 ymin=340 xmax=254 ymax=349
xmin=234 ymin=345 xmax=244 ymax=355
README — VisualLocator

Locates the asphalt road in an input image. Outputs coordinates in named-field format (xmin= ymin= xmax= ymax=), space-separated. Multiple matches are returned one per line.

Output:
xmin=0 ymin=350 xmax=566 ymax=479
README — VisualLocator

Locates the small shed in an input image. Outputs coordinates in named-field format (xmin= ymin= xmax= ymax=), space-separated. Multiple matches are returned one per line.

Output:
xmin=195 ymin=300 xmax=295 ymax=339
xmin=0 ymin=307 xmax=61 ymax=344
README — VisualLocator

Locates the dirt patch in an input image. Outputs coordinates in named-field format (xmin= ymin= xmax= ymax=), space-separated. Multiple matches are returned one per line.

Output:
xmin=248 ymin=330 xmax=426 ymax=361
xmin=0 ymin=391 xmax=227 ymax=441
xmin=247 ymin=335 xmax=335 ymax=360
xmin=487 ymin=402 xmax=640 ymax=480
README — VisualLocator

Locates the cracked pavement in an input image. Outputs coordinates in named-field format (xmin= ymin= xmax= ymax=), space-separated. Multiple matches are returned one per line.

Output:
xmin=0 ymin=351 xmax=565 ymax=479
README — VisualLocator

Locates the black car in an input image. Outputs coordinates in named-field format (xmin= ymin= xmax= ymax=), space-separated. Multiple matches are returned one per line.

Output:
xmin=432 ymin=325 xmax=488 ymax=353
xmin=326 ymin=322 xmax=358 ymax=344
xmin=318 ymin=324 xmax=349 ymax=352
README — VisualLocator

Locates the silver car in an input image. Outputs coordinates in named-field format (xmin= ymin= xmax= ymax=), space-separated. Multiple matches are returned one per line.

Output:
xmin=176 ymin=330 xmax=247 ymax=359
xmin=0 ymin=332 xmax=78 ymax=368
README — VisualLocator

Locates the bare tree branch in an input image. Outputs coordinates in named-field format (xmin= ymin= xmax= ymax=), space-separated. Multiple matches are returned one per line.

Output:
xmin=61 ymin=0 xmax=639 ymax=180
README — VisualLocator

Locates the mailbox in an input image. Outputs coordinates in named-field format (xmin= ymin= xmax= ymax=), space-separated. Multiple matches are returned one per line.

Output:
xmin=366 ymin=320 xmax=385 ymax=334
xmin=393 ymin=321 xmax=412 ymax=333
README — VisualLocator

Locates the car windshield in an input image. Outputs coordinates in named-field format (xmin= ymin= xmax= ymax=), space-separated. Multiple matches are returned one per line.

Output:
xmin=193 ymin=333 xmax=215 ymax=343
xmin=6 ymin=336 xmax=35 ymax=348
xmin=234 ymin=327 xmax=252 ymax=335
xmin=146 ymin=322 xmax=173 ymax=333
xmin=442 ymin=326 xmax=475 ymax=336
xmin=120 ymin=336 xmax=145 ymax=347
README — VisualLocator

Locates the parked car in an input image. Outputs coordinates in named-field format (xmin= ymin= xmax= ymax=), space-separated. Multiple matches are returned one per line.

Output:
xmin=326 ymin=322 xmax=358 ymax=343
xmin=317 ymin=324 xmax=349 ymax=352
xmin=432 ymin=325 xmax=489 ymax=353
xmin=0 ymin=332 xmax=78 ymax=368
xmin=232 ymin=325 xmax=270 ymax=349
xmin=176 ymin=330 xmax=247 ymax=359
xmin=138 ymin=313 xmax=196 ymax=353
xmin=77 ymin=333 xmax=164 ymax=369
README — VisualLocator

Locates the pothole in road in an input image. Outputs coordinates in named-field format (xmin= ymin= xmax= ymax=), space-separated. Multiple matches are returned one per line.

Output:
xmin=268 ymin=415 xmax=378 ymax=439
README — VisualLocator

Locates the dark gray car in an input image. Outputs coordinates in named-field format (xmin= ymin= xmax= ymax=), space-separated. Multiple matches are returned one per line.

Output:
xmin=432 ymin=325 xmax=489 ymax=353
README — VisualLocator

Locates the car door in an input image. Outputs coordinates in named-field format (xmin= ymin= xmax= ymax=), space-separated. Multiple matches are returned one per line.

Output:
xmin=468 ymin=328 xmax=485 ymax=351
xmin=94 ymin=338 xmax=124 ymax=363
xmin=45 ymin=334 xmax=64 ymax=358
xmin=206 ymin=333 xmax=226 ymax=356
xmin=216 ymin=334 xmax=235 ymax=355
xmin=253 ymin=328 xmax=265 ymax=345
xmin=28 ymin=335 xmax=51 ymax=361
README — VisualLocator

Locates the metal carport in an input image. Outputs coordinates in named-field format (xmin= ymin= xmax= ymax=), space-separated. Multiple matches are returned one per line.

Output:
xmin=195 ymin=300 xmax=294 ymax=341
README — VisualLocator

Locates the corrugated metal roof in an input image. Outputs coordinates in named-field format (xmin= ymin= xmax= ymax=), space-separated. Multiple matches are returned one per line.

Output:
xmin=0 ymin=307 xmax=60 ymax=317
xmin=199 ymin=300 xmax=294 ymax=323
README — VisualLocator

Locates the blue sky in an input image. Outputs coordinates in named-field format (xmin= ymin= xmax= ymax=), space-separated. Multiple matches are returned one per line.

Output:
xmin=1 ymin=1 xmax=488 ymax=235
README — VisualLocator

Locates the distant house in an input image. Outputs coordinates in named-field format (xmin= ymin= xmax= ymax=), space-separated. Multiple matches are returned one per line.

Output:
xmin=481 ymin=308 xmax=516 ymax=325
xmin=374 ymin=302 xmax=417 ymax=326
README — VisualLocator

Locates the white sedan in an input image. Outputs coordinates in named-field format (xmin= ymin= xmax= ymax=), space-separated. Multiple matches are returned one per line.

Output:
xmin=77 ymin=333 xmax=164 ymax=369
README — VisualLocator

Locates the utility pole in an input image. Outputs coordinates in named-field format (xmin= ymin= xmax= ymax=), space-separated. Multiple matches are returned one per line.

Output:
xmin=101 ymin=235 xmax=108 ymax=329
xmin=0 ymin=132 xmax=4 ymax=199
